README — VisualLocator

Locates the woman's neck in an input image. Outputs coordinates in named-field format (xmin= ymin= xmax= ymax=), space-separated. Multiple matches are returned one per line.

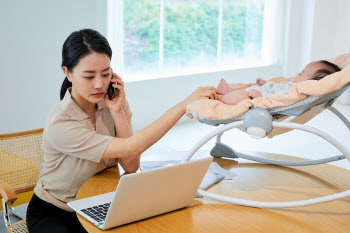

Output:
xmin=70 ymin=90 xmax=96 ymax=118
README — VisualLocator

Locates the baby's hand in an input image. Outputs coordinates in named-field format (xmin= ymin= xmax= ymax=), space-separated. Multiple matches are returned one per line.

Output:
xmin=256 ymin=78 xmax=266 ymax=86
xmin=248 ymin=89 xmax=262 ymax=99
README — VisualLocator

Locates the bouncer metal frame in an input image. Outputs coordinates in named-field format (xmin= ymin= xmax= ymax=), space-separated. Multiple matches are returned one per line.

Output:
xmin=182 ymin=105 xmax=350 ymax=208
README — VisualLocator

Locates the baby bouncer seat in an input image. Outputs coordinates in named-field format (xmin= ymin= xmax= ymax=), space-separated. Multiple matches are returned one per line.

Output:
xmin=184 ymin=54 xmax=350 ymax=208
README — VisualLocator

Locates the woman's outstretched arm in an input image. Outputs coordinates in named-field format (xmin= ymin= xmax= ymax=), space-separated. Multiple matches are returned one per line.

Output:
xmin=103 ymin=86 xmax=221 ymax=173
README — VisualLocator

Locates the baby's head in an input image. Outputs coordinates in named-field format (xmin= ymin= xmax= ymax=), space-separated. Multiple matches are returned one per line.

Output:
xmin=292 ymin=60 xmax=341 ymax=83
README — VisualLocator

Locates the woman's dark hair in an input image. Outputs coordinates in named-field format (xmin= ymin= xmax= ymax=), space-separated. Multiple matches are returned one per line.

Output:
xmin=60 ymin=29 xmax=112 ymax=100
xmin=312 ymin=60 xmax=341 ymax=81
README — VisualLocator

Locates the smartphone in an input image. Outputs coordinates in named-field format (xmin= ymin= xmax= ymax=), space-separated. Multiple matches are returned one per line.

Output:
xmin=107 ymin=76 xmax=119 ymax=100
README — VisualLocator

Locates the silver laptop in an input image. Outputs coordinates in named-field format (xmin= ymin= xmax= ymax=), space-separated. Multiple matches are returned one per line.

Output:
xmin=68 ymin=157 xmax=213 ymax=230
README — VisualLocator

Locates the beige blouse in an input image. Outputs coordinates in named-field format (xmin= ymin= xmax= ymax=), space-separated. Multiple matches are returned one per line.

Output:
xmin=34 ymin=88 xmax=132 ymax=211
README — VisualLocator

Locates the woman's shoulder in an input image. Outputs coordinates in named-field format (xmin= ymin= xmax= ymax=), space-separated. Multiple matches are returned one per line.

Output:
xmin=44 ymin=100 xmax=86 ymax=136
xmin=43 ymin=104 xmax=93 ymax=150
xmin=44 ymin=103 xmax=65 ymax=126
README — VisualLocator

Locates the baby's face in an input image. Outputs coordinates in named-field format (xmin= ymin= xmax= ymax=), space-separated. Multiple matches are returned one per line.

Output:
xmin=292 ymin=62 xmax=323 ymax=83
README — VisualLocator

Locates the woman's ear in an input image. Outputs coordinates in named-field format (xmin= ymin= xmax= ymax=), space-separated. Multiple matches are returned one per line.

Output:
xmin=62 ymin=66 xmax=72 ymax=82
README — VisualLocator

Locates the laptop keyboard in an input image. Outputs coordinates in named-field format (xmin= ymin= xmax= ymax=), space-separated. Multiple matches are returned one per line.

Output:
xmin=81 ymin=202 xmax=111 ymax=222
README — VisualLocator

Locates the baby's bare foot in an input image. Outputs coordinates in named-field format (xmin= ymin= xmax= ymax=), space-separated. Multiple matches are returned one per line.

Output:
xmin=218 ymin=78 xmax=232 ymax=95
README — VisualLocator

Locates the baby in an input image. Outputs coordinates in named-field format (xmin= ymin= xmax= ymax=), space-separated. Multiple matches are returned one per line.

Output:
xmin=217 ymin=60 xmax=341 ymax=105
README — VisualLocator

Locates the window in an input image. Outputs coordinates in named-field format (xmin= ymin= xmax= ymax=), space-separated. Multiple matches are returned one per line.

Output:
xmin=108 ymin=0 xmax=278 ymax=81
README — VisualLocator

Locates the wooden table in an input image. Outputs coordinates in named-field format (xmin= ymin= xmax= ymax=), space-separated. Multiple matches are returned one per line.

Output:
xmin=76 ymin=152 xmax=350 ymax=232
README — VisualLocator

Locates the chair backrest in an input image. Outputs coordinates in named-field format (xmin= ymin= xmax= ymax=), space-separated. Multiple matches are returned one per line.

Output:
xmin=7 ymin=219 xmax=28 ymax=233
xmin=0 ymin=129 xmax=44 ymax=196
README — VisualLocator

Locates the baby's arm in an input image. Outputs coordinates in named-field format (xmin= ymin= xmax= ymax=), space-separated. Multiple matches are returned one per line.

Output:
xmin=248 ymin=89 xmax=262 ymax=99
xmin=256 ymin=78 xmax=266 ymax=86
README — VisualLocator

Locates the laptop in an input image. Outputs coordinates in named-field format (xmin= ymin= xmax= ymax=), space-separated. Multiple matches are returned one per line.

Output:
xmin=68 ymin=157 xmax=213 ymax=230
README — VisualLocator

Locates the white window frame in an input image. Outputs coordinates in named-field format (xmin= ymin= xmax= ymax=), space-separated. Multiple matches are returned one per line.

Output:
xmin=107 ymin=0 xmax=124 ymax=76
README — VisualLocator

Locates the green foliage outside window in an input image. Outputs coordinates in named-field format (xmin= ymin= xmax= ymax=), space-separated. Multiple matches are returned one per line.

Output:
xmin=124 ymin=0 xmax=264 ymax=72
xmin=124 ymin=0 xmax=160 ymax=69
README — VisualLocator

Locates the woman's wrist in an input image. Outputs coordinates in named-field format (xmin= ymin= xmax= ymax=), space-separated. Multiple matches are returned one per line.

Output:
xmin=175 ymin=101 xmax=187 ymax=115
xmin=110 ymin=109 xmax=132 ymax=138
xmin=110 ymin=109 xmax=125 ymax=117
xmin=110 ymin=109 xmax=128 ymax=124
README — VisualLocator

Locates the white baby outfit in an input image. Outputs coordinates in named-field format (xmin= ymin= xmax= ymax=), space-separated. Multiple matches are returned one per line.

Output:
xmin=245 ymin=81 xmax=294 ymax=97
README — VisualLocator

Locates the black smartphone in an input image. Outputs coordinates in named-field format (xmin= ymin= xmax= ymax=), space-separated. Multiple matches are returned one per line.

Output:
xmin=107 ymin=82 xmax=115 ymax=100
xmin=107 ymin=76 xmax=119 ymax=100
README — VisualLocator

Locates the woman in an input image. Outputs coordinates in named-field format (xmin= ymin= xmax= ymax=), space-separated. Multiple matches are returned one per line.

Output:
xmin=26 ymin=29 xmax=221 ymax=233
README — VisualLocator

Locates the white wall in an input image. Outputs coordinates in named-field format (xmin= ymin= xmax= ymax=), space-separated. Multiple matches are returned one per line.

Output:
xmin=1 ymin=0 xmax=350 ymax=133
xmin=283 ymin=0 xmax=350 ymax=75
xmin=283 ymin=0 xmax=315 ymax=76
xmin=0 ymin=0 xmax=107 ymax=133
xmin=309 ymin=0 xmax=350 ymax=61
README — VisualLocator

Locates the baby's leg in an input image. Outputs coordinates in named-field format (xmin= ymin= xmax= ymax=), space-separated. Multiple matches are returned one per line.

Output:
xmin=217 ymin=79 xmax=233 ymax=95
xmin=218 ymin=90 xmax=250 ymax=105
xmin=218 ymin=78 xmax=260 ymax=95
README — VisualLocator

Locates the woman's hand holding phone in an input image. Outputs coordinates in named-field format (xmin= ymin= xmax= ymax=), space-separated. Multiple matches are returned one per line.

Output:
xmin=105 ymin=69 xmax=126 ymax=114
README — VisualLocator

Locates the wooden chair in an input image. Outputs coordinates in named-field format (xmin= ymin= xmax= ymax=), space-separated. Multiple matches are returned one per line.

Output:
xmin=0 ymin=129 xmax=44 ymax=233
